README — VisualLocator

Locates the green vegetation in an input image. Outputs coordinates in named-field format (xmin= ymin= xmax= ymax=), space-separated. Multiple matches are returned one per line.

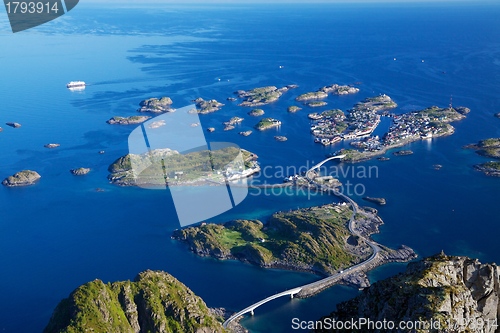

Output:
xmin=466 ymin=138 xmax=500 ymax=159
xmin=173 ymin=204 xmax=362 ymax=275
xmin=138 ymin=97 xmax=173 ymax=113
xmin=108 ymin=147 xmax=257 ymax=186
xmin=288 ymin=106 xmax=302 ymax=113
xmin=238 ymin=86 xmax=282 ymax=106
xmin=296 ymin=91 xmax=328 ymax=101
xmin=248 ymin=108 xmax=265 ymax=116
xmin=43 ymin=270 xmax=226 ymax=333
xmin=416 ymin=106 xmax=465 ymax=122
xmin=317 ymin=254 xmax=492 ymax=333
xmin=2 ymin=170 xmax=41 ymax=187
xmin=321 ymin=109 xmax=344 ymax=118
xmin=254 ymin=117 xmax=281 ymax=130
xmin=308 ymin=101 xmax=328 ymax=107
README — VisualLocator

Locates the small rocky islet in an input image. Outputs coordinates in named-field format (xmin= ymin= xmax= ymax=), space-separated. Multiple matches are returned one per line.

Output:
xmin=236 ymin=85 xmax=297 ymax=107
xmin=106 ymin=116 xmax=150 ymax=125
xmin=2 ymin=170 xmax=41 ymax=187
xmin=137 ymin=97 xmax=173 ymax=113
xmin=465 ymin=138 xmax=500 ymax=176
xmin=362 ymin=197 xmax=387 ymax=206
xmin=70 ymin=168 xmax=91 ymax=176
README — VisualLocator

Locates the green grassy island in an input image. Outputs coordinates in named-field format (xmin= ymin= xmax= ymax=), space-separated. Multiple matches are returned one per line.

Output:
xmin=107 ymin=147 xmax=259 ymax=186
xmin=236 ymin=85 xmax=297 ymax=107
xmin=465 ymin=138 xmax=500 ymax=176
xmin=254 ymin=117 xmax=281 ymax=130
xmin=173 ymin=204 xmax=375 ymax=276
xmin=466 ymin=138 xmax=500 ymax=159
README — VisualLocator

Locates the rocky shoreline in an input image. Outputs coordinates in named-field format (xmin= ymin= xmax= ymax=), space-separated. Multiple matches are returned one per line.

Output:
xmin=316 ymin=254 xmax=500 ymax=333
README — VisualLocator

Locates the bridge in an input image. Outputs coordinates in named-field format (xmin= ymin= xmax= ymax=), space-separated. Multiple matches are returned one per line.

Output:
xmin=308 ymin=154 xmax=346 ymax=173
xmin=222 ymin=287 xmax=302 ymax=328
xmin=222 ymin=155 xmax=384 ymax=328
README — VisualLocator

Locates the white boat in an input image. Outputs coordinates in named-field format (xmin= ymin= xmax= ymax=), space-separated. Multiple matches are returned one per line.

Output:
xmin=66 ymin=81 xmax=86 ymax=89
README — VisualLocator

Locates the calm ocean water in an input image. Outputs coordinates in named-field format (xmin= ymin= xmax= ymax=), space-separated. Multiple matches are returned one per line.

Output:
xmin=0 ymin=2 xmax=499 ymax=332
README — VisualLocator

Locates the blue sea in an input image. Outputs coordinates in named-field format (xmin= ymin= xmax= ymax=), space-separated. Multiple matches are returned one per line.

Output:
xmin=0 ymin=2 xmax=499 ymax=332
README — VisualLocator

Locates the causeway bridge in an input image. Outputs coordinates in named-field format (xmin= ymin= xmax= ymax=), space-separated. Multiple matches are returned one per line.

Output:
xmin=223 ymin=155 xmax=382 ymax=329
xmin=222 ymin=287 xmax=303 ymax=328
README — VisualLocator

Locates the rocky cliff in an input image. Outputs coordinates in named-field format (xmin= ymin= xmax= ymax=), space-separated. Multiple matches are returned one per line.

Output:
xmin=316 ymin=253 xmax=500 ymax=333
xmin=44 ymin=270 xmax=226 ymax=333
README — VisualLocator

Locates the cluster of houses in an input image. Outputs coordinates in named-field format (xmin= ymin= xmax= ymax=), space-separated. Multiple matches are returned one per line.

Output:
xmin=309 ymin=104 xmax=381 ymax=146
xmin=383 ymin=112 xmax=445 ymax=145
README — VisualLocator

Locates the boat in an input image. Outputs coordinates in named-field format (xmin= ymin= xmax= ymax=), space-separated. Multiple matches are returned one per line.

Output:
xmin=66 ymin=81 xmax=86 ymax=89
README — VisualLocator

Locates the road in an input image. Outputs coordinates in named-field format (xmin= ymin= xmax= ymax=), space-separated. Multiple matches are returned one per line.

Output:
xmin=222 ymin=156 xmax=380 ymax=328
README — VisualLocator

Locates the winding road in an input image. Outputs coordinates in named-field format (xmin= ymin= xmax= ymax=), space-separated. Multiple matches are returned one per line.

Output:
xmin=222 ymin=156 xmax=381 ymax=329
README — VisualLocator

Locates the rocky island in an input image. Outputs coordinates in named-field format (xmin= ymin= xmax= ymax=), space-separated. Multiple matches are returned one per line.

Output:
xmin=362 ymin=197 xmax=387 ymax=205
xmin=43 ymin=270 xmax=226 ymax=333
xmin=2 ymin=170 xmax=41 ymax=187
xmin=239 ymin=130 xmax=252 ymax=136
xmin=474 ymin=162 xmax=500 ymax=177
xmin=316 ymin=253 xmax=500 ymax=333
xmin=288 ymin=106 xmax=302 ymax=113
xmin=296 ymin=91 xmax=328 ymax=102
xmin=137 ymin=97 xmax=173 ymax=113
xmin=173 ymin=204 xmax=368 ymax=276
xmin=319 ymin=84 xmax=360 ymax=95
xmin=308 ymin=101 xmax=328 ymax=108
xmin=107 ymin=116 xmax=151 ymax=125
xmin=194 ymin=97 xmax=224 ymax=114
xmin=236 ymin=85 xmax=296 ymax=107
xmin=108 ymin=147 xmax=260 ymax=187
xmin=173 ymin=203 xmax=415 ymax=280
xmin=248 ymin=108 xmax=265 ymax=116
xmin=70 ymin=168 xmax=91 ymax=176
xmin=465 ymin=138 xmax=500 ymax=176
xmin=466 ymin=138 xmax=500 ymax=159
xmin=254 ymin=118 xmax=281 ymax=131
xmin=274 ymin=136 xmax=288 ymax=142
xmin=296 ymin=84 xmax=359 ymax=102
